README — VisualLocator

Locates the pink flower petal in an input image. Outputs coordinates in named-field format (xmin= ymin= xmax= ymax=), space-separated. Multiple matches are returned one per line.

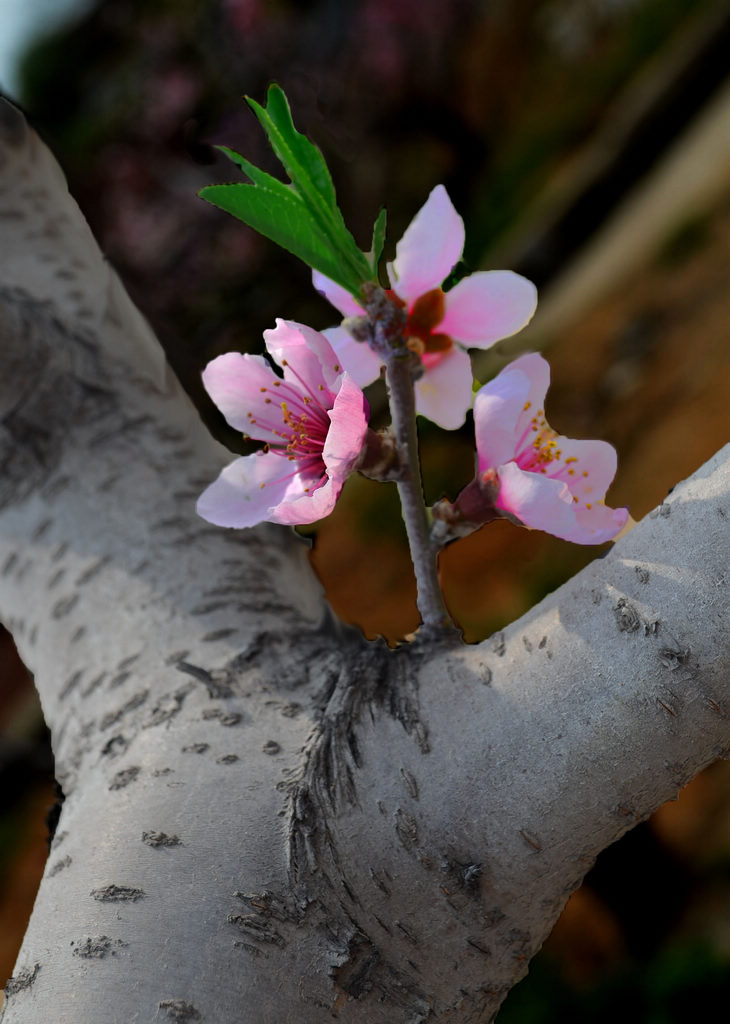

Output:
xmin=312 ymin=270 xmax=365 ymax=318
xmin=202 ymin=352 xmax=289 ymax=444
xmin=273 ymin=472 xmax=341 ymax=526
xmin=323 ymin=373 xmax=370 ymax=480
xmin=388 ymin=185 xmax=465 ymax=304
xmin=507 ymin=352 xmax=552 ymax=412
xmin=322 ymin=325 xmax=382 ymax=388
xmin=569 ymin=503 xmax=629 ymax=545
xmin=440 ymin=271 xmax=538 ymax=347
xmin=263 ymin=319 xmax=342 ymax=397
xmin=474 ymin=360 xmax=536 ymax=470
xmin=538 ymin=437 xmax=618 ymax=503
xmin=196 ymin=451 xmax=302 ymax=528
xmin=414 ymin=345 xmax=474 ymax=429
xmin=495 ymin=461 xmax=576 ymax=537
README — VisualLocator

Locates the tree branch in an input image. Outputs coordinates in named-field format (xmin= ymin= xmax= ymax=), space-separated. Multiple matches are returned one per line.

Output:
xmin=1 ymin=98 xmax=728 ymax=1024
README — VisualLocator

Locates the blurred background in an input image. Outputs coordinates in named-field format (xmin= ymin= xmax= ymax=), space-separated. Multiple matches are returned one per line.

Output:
xmin=1 ymin=0 xmax=730 ymax=1018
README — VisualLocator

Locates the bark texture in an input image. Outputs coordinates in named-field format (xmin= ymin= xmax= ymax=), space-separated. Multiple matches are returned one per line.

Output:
xmin=1 ymin=98 xmax=729 ymax=1023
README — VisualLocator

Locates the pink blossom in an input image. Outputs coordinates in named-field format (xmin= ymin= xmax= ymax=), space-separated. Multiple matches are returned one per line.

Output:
xmin=197 ymin=320 xmax=369 ymax=528
xmin=471 ymin=353 xmax=628 ymax=544
xmin=314 ymin=184 xmax=537 ymax=429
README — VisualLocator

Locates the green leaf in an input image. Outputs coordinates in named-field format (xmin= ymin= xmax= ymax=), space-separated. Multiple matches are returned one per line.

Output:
xmin=369 ymin=207 xmax=387 ymax=273
xmin=200 ymin=86 xmax=375 ymax=295
xmin=247 ymin=86 xmax=372 ymax=285
xmin=207 ymin=143 xmax=365 ymax=292
xmin=201 ymin=86 xmax=378 ymax=294
xmin=246 ymin=87 xmax=337 ymax=209
xmin=200 ymin=183 xmax=361 ymax=294
xmin=217 ymin=146 xmax=300 ymax=200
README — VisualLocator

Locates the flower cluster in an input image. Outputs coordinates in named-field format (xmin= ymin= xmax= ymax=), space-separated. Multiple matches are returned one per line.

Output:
xmin=198 ymin=185 xmax=627 ymax=552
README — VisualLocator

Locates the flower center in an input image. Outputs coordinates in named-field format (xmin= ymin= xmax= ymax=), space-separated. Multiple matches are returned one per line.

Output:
xmin=389 ymin=287 xmax=454 ymax=364
xmin=278 ymin=399 xmax=329 ymax=459
xmin=516 ymin=406 xmax=564 ymax=474
xmin=247 ymin=380 xmax=330 ymax=466
xmin=512 ymin=402 xmax=596 ymax=507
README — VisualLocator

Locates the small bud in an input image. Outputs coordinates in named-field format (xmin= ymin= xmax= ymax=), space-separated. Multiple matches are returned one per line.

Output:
xmin=355 ymin=427 xmax=405 ymax=482
xmin=341 ymin=315 xmax=373 ymax=343
xmin=430 ymin=478 xmax=502 ymax=549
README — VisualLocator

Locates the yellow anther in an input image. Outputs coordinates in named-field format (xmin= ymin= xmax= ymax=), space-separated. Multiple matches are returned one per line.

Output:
xmin=406 ymin=336 xmax=426 ymax=356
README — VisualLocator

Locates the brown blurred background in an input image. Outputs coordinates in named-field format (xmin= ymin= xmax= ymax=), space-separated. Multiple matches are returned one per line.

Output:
xmin=1 ymin=0 xmax=730 ymax=1018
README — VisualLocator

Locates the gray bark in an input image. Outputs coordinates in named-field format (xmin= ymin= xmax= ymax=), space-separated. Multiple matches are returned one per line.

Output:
xmin=1 ymin=97 xmax=729 ymax=1024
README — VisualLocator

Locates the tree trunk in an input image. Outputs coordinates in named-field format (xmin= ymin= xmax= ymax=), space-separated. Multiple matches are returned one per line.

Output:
xmin=1 ymin=97 xmax=729 ymax=1024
